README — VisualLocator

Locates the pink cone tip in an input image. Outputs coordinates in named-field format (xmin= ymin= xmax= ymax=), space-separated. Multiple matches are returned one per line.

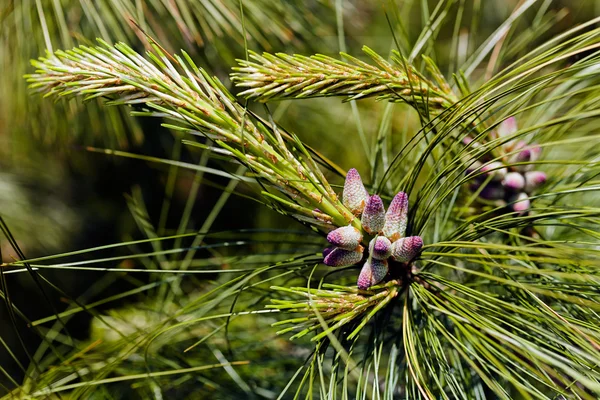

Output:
xmin=511 ymin=192 xmax=530 ymax=213
xmin=323 ymin=246 xmax=364 ymax=267
xmin=369 ymin=236 xmax=392 ymax=260
xmin=383 ymin=192 xmax=409 ymax=241
xmin=326 ymin=226 xmax=362 ymax=250
xmin=502 ymin=172 xmax=525 ymax=191
xmin=511 ymin=149 xmax=531 ymax=165
xmin=524 ymin=171 xmax=546 ymax=192
xmin=343 ymin=168 xmax=368 ymax=215
xmin=361 ymin=195 xmax=385 ymax=234
xmin=530 ymin=145 xmax=542 ymax=162
xmin=481 ymin=162 xmax=507 ymax=181
xmin=497 ymin=117 xmax=517 ymax=138
xmin=390 ymin=236 xmax=423 ymax=262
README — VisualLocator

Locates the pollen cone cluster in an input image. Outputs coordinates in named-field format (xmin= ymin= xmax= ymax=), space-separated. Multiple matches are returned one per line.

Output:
xmin=470 ymin=117 xmax=547 ymax=213
xmin=323 ymin=169 xmax=423 ymax=289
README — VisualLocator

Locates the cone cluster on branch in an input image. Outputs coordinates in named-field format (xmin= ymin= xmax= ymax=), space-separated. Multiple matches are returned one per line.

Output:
xmin=323 ymin=169 xmax=423 ymax=289
xmin=469 ymin=117 xmax=547 ymax=213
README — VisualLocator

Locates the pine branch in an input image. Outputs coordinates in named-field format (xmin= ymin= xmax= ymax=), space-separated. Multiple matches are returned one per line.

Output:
xmin=268 ymin=281 xmax=401 ymax=341
xmin=230 ymin=46 xmax=457 ymax=114
xmin=2 ymin=0 xmax=337 ymax=148
xmin=26 ymin=40 xmax=360 ymax=232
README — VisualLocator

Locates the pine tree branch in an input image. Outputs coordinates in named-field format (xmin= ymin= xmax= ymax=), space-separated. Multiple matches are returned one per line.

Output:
xmin=26 ymin=40 xmax=361 ymax=232
xmin=230 ymin=46 xmax=457 ymax=113
xmin=269 ymin=281 xmax=401 ymax=341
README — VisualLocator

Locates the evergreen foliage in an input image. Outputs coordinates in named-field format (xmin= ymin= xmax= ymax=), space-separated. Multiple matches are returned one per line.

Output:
xmin=2 ymin=1 xmax=600 ymax=399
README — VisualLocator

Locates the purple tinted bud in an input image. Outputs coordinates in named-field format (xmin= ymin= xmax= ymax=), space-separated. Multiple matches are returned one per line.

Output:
xmin=361 ymin=195 xmax=385 ymax=235
xmin=322 ymin=247 xmax=334 ymax=258
xmin=357 ymin=258 xmax=389 ymax=289
xmin=530 ymin=145 xmax=542 ymax=162
xmin=510 ymin=149 xmax=531 ymax=166
xmin=515 ymin=145 xmax=542 ymax=171
xmin=502 ymin=172 xmax=525 ymax=191
xmin=368 ymin=236 xmax=392 ymax=260
xmin=382 ymin=192 xmax=409 ymax=241
xmin=524 ymin=171 xmax=547 ymax=192
xmin=481 ymin=162 xmax=507 ymax=181
xmin=497 ymin=117 xmax=517 ymax=138
xmin=343 ymin=168 xmax=368 ymax=215
xmin=390 ymin=236 xmax=423 ymax=262
xmin=511 ymin=192 xmax=530 ymax=214
xmin=513 ymin=141 xmax=527 ymax=152
xmin=326 ymin=226 xmax=362 ymax=250
xmin=323 ymin=246 xmax=364 ymax=267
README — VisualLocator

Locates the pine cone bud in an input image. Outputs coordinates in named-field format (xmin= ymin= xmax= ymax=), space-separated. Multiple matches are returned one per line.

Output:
xmin=357 ymin=258 xmax=389 ymax=289
xmin=361 ymin=195 xmax=385 ymax=234
xmin=390 ymin=236 xmax=423 ymax=262
xmin=530 ymin=145 xmax=542 ymax=162
xmin=369 ymin=236 xmax=392 ymax=260
xmin=343 ymin=168 xmax=369 ymax=215
xmin=326 ymin=226 xmax=362 ymax=250
xmin=502 ymin=172 xmax=525 ymax=191
xmin=510 ymin=149 xmax=531 ymax=165
xmin=511 ymin=192 xmax=530 ymax=214
xmin=524 ymin=171 xmax=546 ymax=192
xmin=382 ymin=192 xmax=408 ymax=241
xmin=481 ymin=162 xmax=507 ymax=181
xmin=497 ymin=117 xmax=517 ymax=138
xmin=323 ymin=246 xmax=364 ymax=267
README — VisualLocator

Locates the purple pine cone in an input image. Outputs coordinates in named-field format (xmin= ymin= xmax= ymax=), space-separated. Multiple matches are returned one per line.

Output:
xmin=326 ymin=226 xmax=362 ymax=250
xmin=481 ymin=162 xmax=507 ymax=181
xmin=511 ymin=192 xmax=530 ymax=214
xmin=382 ymin=192 xmax=408 ymax=241
xmin=343 ymin=168 xmax=369 ymax=215
xmin=390 ymin=236 xmax=423 ymax=262
xmin=509 ymin=149 xmax=531 ymax=166
xmin=502 ymin=172 xmax=525 ymax=191
xmin=497 ymin=117 xmax=517 ymax=138
xmin=510 ymin=140 xmax=527 ymax=152
xmin=369 ymin=236 xmax=392 ymax=260
xmin=524 ymin=171 xmax=546 ymax=192
xmin=361 ymin=195 xmax=385 ymax=235
xmin=323 ymin=246 xmax=364 ymax=267
xmin=357 ymin=258 xmax=389 ymax=289
xmin=530 ymin=145 xmax=542 ymax=162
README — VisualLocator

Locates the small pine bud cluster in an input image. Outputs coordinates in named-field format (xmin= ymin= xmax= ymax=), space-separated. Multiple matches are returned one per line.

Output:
xmin=469 ymin=117 xmax=546 ymax=213
xmin=323 ymin=169 xmax=423 ymax=289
